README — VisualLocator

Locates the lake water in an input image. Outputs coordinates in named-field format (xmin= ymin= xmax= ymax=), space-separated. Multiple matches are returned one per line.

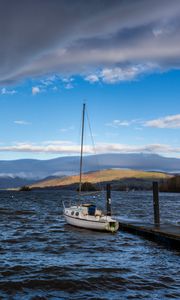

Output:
xmin=0 ymin=190 xmax=179 ymax=299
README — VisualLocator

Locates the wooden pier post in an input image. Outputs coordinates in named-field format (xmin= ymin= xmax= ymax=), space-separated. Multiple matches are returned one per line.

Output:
xmin=153 ymin=181 xmax=160 ymax=227
xmin=106 ymin=184 xmax=111 ymax=216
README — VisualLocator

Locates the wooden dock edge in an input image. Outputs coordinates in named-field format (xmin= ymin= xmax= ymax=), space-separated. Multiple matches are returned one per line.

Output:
xmin=118 ymin=222 xmax=180 ymax=250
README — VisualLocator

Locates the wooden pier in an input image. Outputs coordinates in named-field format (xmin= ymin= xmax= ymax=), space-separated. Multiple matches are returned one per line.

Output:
xmin=118 ymin=221 xmax=180 ymax=249
xmin=107 ymin=182 xmax=180 ymax=249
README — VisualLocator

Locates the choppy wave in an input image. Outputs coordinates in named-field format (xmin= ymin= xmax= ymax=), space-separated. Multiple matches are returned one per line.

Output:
xmin=0 ymin=190 xmax=179 ymax=299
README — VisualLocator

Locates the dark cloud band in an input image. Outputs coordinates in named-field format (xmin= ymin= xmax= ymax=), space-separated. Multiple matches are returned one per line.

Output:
xmin=1 ymin=0 xmax=180 ymax=84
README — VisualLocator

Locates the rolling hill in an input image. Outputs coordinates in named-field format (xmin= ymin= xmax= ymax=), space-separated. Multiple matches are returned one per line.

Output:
xmin=30 ymin=169 xmax=172 ymax=190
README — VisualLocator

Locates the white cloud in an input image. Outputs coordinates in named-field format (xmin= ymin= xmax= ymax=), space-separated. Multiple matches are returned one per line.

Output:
xmin=65 ymin=82 xmax=74 ymax=89
xmin=60 ymin=126 xmax=74 ymax=132
xmin=94 ymin=143 xmax=180 ymax=157
xmin=106 ymin=115 xmax=180 ymax=130
xmin=40 ymin=75 xmax=57 ymax=86
xmin=84 ymin=64 xmax=157 ymax=84
xmin=144 ymin=114 xmax=180 ymax=128
xmin=85 ymin=74 xmax=99 ymax=83
xmin=0 ymin=141 xmax=179 ymax=157
xmin=61 ymin=77 xmax=74 ymax=89
xmin=106 ymin=119 xmax=137 ymax=127
xmin=43 ymin=140 xmax=72 ymax=145
xmin=100 ymin=67 xmax=140 ymax=83
xmin=108 ymin=120 xmax=131 ymax=127
xmin=32 ymin=86 xmax=40 ymax=95
xmin=52 ymin=86 xmax=58 ymax=91
xmin=62 ymin=77 xmax=74 ymax=83
xmin=14 ymin=120 xmax=31 ymax=125
xmin=1 ymin=88 xmax=17 ymax=95
xmin=152 ymin=24 xmax=173 ymax=38
xmin=0 ymin=143 xmax=81 ymax=154
xmin=153 ymin=28 xmax=163 ymax=37
xmin=33 ymin=76 xmax=61 ymax=93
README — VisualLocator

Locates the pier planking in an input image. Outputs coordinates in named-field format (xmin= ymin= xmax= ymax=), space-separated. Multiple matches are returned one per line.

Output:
xmin=118 ymin=221 xmax=180 ymax=250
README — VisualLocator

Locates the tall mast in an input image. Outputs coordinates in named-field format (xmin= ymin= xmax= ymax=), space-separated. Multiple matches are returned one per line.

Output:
xmin=79 ymin=103 xmax=85 ymax=194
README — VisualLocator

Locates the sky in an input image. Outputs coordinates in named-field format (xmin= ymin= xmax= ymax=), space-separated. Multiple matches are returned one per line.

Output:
xmin=0 ymin=0 xmax=180 ymax=160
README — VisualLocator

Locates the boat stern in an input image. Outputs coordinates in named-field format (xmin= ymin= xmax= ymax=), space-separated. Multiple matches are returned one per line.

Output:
xmin=105 ymin=218 xmax=119 ymax=232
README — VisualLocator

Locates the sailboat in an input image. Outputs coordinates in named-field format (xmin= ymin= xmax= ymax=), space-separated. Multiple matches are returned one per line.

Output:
xmin=63 ymin=104 xmax=119 ymax=232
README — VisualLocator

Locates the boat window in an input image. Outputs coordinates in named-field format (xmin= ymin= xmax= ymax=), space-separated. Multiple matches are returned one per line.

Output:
xmin=71 ymin=211 xmax=74 ymax=215
xmin=75 ymin=212 xmax=79 ymax=216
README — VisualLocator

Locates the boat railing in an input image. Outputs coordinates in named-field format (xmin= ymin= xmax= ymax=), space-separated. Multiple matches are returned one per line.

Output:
xmin=62 ymin=198 xmax=78 ymax=210
xmin=62 ymin=200 xmax=66 ymax=210
xmin=79 ymin=191 xmax=102 ymax=196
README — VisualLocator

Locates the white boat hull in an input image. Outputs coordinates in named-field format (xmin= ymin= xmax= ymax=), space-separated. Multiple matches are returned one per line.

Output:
xmin=64 ymin=210 xmax=119 ymax=232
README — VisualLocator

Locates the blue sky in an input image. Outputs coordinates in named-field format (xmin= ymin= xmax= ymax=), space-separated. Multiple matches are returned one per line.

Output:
xmin=0 ymin=0 xmax=180 ymax=160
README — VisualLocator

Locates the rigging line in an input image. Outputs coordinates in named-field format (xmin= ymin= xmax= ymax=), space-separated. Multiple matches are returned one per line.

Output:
xmin=86 ymin=107 xmax=103 ymax=193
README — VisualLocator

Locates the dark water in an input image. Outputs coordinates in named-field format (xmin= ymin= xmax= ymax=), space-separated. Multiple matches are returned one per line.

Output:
xmin=0 ymin=190 xmax=179 ymax=300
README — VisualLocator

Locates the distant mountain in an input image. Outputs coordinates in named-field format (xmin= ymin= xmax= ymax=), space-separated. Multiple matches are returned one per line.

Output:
xmin=0 ymin=153 xmax=179 ymax=186
xmin=0 ymin=157 xmax=78 ymax=179
xmin=0 ymin=176 xmax=37 ymax=189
